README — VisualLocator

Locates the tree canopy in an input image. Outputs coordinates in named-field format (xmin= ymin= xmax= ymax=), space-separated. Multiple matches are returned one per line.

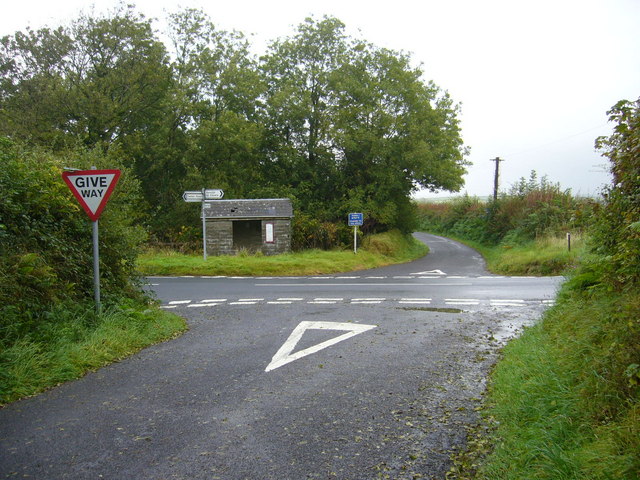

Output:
xmin=1 ymin=9 xmax=468 ymax=241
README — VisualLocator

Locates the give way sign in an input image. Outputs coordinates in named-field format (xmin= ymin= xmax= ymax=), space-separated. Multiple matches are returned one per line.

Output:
xmin=62 ymin=169 xmax=121 ymax=221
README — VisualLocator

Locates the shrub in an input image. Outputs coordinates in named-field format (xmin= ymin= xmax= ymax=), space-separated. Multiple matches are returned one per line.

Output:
xmin=0 ymin=139 xmax=147 ymax=344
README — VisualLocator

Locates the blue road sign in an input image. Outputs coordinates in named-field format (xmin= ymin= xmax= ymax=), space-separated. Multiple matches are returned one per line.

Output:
xmin=348 ymin=213 xmax=364 ymax=226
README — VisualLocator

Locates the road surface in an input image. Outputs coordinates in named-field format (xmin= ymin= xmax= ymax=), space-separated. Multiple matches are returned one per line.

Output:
xmin=0 ymin=233 xmax=562 ymax=479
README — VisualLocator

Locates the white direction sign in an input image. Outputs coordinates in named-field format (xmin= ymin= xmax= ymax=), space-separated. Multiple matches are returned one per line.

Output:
xmin=265 ymin=321 xmax=377 ymax=372
xmin=62 ymin=169 xmax=121 ymax=221
xmin=204 ymin=189 xmax=224 ymax=199
xmin=182 ymin=189 xmax=224 ymax=202
xmin=183 ymin=191 xmax=203 ymax=202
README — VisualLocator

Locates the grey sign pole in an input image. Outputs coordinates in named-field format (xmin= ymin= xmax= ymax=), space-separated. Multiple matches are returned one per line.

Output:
xmin=90 ymin=166 xmax=101 ymax=313
xmin=202 ymin=189 xmax=207 ymax=260
xmin=92 ymin=219 xmax=101 ymax=313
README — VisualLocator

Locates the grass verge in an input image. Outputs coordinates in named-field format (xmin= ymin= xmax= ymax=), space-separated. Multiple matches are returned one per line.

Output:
xmin=0 ymin=301 xmax=187 ymax=405
xmin=458 ymin=283 xmax=640 ymax=479
xmin=137 ymin=230 xmax=428 ymax=276
xmin=425 ymin=232 xmax=585 ymax=276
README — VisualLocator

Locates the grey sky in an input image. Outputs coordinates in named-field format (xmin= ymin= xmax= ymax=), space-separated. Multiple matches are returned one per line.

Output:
xmin=2 ymin=0 xmax=638 ymax=198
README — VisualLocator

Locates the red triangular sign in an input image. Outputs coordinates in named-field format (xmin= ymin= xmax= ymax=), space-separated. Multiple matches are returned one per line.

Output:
xmin=62 ymin=169 xmax=121 ymax=221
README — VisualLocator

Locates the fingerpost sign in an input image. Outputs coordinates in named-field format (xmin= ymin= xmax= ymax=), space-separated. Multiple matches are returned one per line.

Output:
xmin=62 ymin=168 xmax=121 ymax=312
xmin=182 ymin=188 xmax=224 ymax=260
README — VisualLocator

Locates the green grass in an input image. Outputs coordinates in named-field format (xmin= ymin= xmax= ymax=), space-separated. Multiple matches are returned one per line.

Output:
xmin=137 ymin=230 xmax=428 ymax=276
xmin=428 ymin=233 xmax=585 ymax=276
xmin=475 ymin=285 xmax=640 ymax=479
xmin=0 ymin=301 xmax=187 ymax=405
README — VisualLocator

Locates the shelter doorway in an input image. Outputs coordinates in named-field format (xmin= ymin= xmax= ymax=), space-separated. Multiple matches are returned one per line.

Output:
xmin=233 ymin=220 xmax=262 ymax=251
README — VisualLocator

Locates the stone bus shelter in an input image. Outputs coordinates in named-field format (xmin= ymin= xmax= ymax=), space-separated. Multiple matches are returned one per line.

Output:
xmin=202 ymin=199 xmax=293 ymax=256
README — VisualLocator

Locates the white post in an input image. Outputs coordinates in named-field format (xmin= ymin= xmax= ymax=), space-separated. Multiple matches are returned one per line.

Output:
xmin=353 ymin=226 xmax=357 ymax=254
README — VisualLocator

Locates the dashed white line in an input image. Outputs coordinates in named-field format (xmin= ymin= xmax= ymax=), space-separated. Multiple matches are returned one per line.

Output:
xmin=163 ymin=297 xmax=553 ymax=308
xmin=445 ymin=298 xmax=480 ymax=305
xmin=399 ymin=298 xmax=432 ymax=305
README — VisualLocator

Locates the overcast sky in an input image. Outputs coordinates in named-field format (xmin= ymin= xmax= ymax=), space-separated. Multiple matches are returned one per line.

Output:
xmin=2 ymin=0 xmax=638 ymax=198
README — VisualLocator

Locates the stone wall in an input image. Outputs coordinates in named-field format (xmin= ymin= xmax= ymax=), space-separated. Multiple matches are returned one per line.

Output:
xmin=206 ymin=220 xmax=234 ymax=255
xmin=261 ymin=219 xmax=291 ymax=256
xmin=205 ymin=218 xmax=291 ymax=256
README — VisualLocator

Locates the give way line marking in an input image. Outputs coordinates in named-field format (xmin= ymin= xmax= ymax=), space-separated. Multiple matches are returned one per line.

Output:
xmin=265 ymin=321 xmax=377 ymax=372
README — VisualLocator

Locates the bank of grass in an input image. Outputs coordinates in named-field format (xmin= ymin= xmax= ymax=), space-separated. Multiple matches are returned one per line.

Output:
xmin=137 ymin=230 xmax=428 ymax=276
xmin=432 ymin=233 xmax=585 ymax=276
xmin=0 ymin=301 xmax=187 ymax=405
xmin=472 ymin=282 xmax=640 ymax=479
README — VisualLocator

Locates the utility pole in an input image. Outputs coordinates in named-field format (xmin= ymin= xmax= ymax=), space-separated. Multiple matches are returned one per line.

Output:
xmin=490 ymin=157 xmax=504 ymax=201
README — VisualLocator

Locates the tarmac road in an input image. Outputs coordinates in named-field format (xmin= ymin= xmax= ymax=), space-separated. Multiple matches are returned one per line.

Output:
xmin=0 ymin=233 xmax=562 ymax=479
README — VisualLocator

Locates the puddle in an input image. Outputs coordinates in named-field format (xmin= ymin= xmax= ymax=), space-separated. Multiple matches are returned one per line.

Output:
xmin=398 ymin=307 xmax=464 ymax=314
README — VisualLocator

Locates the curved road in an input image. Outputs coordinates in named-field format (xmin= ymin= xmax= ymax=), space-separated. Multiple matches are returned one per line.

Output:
xmin=0 ymin=234 xmax=562 ymax=479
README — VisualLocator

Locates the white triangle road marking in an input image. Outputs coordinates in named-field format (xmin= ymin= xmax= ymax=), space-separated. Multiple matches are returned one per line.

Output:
xmin=265 ymin=321 xmax=377 ymax=372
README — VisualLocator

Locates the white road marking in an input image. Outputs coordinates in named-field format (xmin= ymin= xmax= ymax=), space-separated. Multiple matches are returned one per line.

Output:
xmin=445 ymin=298 xmax=480 ymax=305
xmin=351 ymin=297 xmax=385 ymax=304
xmin=365 ymin=276 xmax=386 ymax=279
xmin=336 ymin=276 xmax=360 ymax=279
xmin=168 ymin=300 xmax=191 ymax=305
xmin=278 ymin=298 xmax=304 ymax=301
xmin=255 ymin=283 xmax=473 ymax=287
xmin=188 ymin=303 xmax=219 ymax=308
xmin=266 ymin=321 xmax=377 ymax=372
xmin=491 ymin=302 xmax=526 ymax=307
xmin=268 ymin=301 xmax=293 ymax=304
xmin=411 ymin=269 xmax=446 ymax=275
xmin=238 ymin=298 xmax=264 ymax=302
xmin=399 ymin=298 xmax=432 ymax=304
xmin=230 ymin=301 xmax=258 ymax=305
xmin=201 ymin=299 xmax=227 ymax=303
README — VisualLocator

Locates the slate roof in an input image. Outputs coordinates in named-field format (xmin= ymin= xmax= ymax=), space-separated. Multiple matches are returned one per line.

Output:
xmin=203 ymin=199 xmax=293 ymax=219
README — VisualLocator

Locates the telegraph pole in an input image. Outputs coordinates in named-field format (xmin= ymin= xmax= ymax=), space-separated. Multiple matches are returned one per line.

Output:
xmin=490 ymin=157 xmax=504 ymax=201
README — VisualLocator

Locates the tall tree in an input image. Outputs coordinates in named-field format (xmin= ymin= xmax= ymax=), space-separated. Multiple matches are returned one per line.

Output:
xmin=0 ymin=5 xmax=171 ymax=149
xmin=260 ymin=16 xmax=468 ymax=231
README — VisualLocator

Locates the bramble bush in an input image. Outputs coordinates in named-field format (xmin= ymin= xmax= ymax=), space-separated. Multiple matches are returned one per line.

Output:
xmin=417 ymin=171 xmax=598 ymax=246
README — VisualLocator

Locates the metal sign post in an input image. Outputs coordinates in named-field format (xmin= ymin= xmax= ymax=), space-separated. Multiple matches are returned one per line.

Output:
xmin=202 ymin=189 xmax=207 ymax=260
xmin=348 ymin=213 xmax=364 ymax=254
xmin=92 ymin=219 xmax=100 ymax=310
xmin=62 ymin=167 xmax=121 ymax=313
xmin=183 ymin=189 xmax=224 ymax=260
